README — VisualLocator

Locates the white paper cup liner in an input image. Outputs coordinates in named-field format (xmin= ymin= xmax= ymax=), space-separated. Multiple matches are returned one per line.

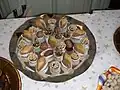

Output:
xmin=38 ymin=36 xmax=45 ymax=43
xmin=29 ymin=60 xmax=37 ymax=67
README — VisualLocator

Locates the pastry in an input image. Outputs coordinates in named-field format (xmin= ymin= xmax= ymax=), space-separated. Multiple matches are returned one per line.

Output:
xmin=36 ymin=31 xmax=45 ymax=43
xmin=56 ymin=41 xmax=66 ymax=52
xmin=59 ymin=17 xmax=68 ymax=28
xmin=20 ymin=45 xmax=33 ymax=57
xmin=41 ymin=48 xmax=54 ymax=62
xmin=54 ymin=27 xmax=61 ymax=34
xmin=28 ymin=26 xmax=38 ymax=34
xmin=74 ymin=43 xmax=85 ymax=54
xmin=54 ymin=27 xmax=63 ymax=39
xmin=44 ymin=50 xmax=53 ymax=57
xmin=40 ymin=42 xmax=48 ymax=51
xmin=41 ymin=14 xmax=50 ymax=24
xmin=81 ymin=37 xmax=89 ymax=55
xmin=64 ymin=39 xmax=73 ymax=49
xmin=63 ymin=31 xmax=71 ymax=39
xmin=32 ymin=38 xmax=41 ymax=54
xmin=49 ymin=61 xmax=61 ymax=75
xmin=55 ymin=47 xmax=63 ymax=56
xmin=48 ymin=18 xmax=56 ymax=24
xmin=81 ymin=37 xmax=89 ymax=45
xmin=23 ymin=30 xmax=33 ymax=40
xmin=55 ymin=33 xmax=62 ymax=39
xmin=59 ymin=17 xmax=68 ymax=33
xmin=61 ymin=52 xmax=73 ymax=74
xmin=71 ymin=52 xmax=79 ymax=60
xmin=54 ymin=46 xmax=63 ymax=61
xmin=76 ymin=25 xmax=83 ymax=30
xmin=36 ymin=56 xmax=48 ymax=73
xmin=35 ymin=19 xmax=46 ymax=29
xmin=68 ymin=24 xmax=77 ymax=31
xmin=64 ymin=39 xmax=74 ymax=52
xmin=62 ymin=53 xmax=72 ymax=68
xmin=70 ymin=52 xmax=79 ymax=66
xmin=71 ymin=25 xmax=86 ymax=43
xmin=47 ymin=18 xmax=56 ymax=31
xmin=36 ymin=31 xmax=44 ymax=38
xmin=28 ymin=52 xmax=38 ymax=67
xmin=17 ymin=38 xmax=31 ymax=49
xmin=44 ymin=29 xmax=52 ymax=36
xmin=72 ymin=29 xmax=85 ymax=37
xmin=48 ymin=36 xmax=57 ymax=48
xmin=29 ymin=26 xmax=42 ymax=32
xmin=18 ymin=45 xmax=33 ymax=62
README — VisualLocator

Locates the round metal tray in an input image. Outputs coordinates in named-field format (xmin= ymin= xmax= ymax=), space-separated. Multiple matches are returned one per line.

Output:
xmin=9 ymin=14 xmax=96 ymax=82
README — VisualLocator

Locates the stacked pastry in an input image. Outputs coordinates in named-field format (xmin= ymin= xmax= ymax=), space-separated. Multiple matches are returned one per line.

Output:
xmin=16 ymin=14 xmax=89 ymax=78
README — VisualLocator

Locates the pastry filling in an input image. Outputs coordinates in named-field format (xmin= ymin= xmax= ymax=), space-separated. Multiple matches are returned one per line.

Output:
xmin=44 ymin=50 xmax=53 ymax=57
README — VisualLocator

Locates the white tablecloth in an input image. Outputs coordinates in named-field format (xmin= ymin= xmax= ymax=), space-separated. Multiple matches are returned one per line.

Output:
xmin=0 ymin=10 xmax=120 ymax=90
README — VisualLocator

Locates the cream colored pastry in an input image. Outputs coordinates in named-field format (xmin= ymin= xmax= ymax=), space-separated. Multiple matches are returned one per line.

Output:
xmin=74 ymin=43 xmax=85 ymax=54
xmin=48 ymin=36 xmax=57 ymax=48
xmin=76 ymin=25 xmax=83 ymax=30
xmin=23 ymin=30 xmax=33 ymax=40
xmin=49 ymin=61 xmax=61 ymax=75
xmin=36 ymin=31 xmax=45 ymax=43
xmin=71 ymin=25 xmax=86 ymax=43
xmin=72 ymin=29 xmax=86 ymax=37
xmin=35 ymin=19 xmax=46 ymax=29
xmin=70 ymin=52 xmax=80 ymax=66
xmin=81 ymin=37 xmax=89 ymax=45
xmin=62 ymin=53 xmax=72 ymax=68
xmin=68 ymin=24 xmax=77 ymax=31
xmin=36 ymin=56 xmax=48 ymax=73
xmin=37 ymin=56 xmax=45 ymax=71
xmin=17 ymin=39 xmax=29 ymax=49
xmin=59 ymin=17 xmax=68 ymax=28
xmin=61 ymin=53 xmax=74 ymax=74
xmin=54 ymin=46 xmax=63 ymax=61
xmin=56 ymin=41 xmax=66 ymax=52
xmin=71 ymin=52 xmax=79 ymax=60
xmin=28 ymin=52 xmax=38 ymax=67
xmin=17 ymin=45 xmax=33 ymax=62
xmin=20 ymin=45 xmax=33 ymax=55
xmin=29 ymin=27 xmax=36 ymax=33
xmin=48 ymin=18 xmax=56 ymax=24
xmin=29 ymin=53 xmax=37 ymax=61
